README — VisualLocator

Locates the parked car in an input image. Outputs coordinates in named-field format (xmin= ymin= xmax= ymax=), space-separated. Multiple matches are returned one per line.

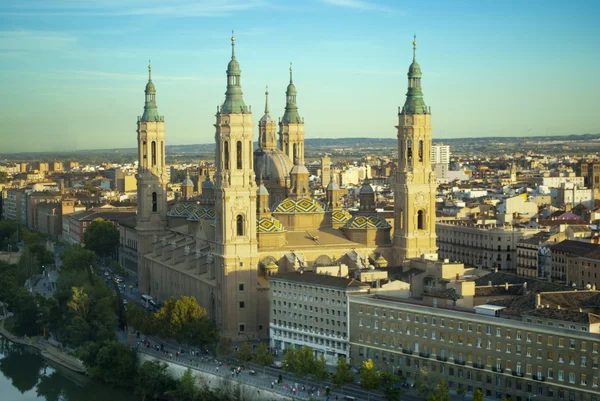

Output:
xmin=272 ymin=361 xmax=283 ymax=369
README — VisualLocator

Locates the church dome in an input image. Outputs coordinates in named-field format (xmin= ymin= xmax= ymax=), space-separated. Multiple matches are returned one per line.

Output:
xmin=145 ymin=80 xmax=156 ymax=93
xmin=360 ymin=180 xmax=374 ymax=194
xmin=167 ymin=202 xmax=197 ymax=217
xmin=254 ymin=148 xmax=293 ymax=183
xmin=331 ymin=210 xmax=352 ymax=224
xmin=273 ymin=197 xmax=327 ymax=214
xmin=343 ymin=215 xmax=391 ymax=230
xmin=183 ymin=176 xmax=193 ymax=187
xmin=327 ymin=180 xmax=340 ymax=191
xmin=408 ymin=61 xmax=422 ymax=77
xmin=202 ymin=176 xmax=214 ymax=189
xmin=187 ymin=205 xmax=215 ymax=221
xmin=257 ymin=216 xmax=286 ymax=233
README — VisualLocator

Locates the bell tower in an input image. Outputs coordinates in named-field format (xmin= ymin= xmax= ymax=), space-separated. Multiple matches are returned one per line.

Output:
xmin=393 ymin=37 xmax=438 ymax=264
xmin=136 ymin=62 xmax=167 ymax=295
xmin=279 ymin=64 xmax=305 ymax=164
xmin=213 ymin=34 xmax=260 ymax=340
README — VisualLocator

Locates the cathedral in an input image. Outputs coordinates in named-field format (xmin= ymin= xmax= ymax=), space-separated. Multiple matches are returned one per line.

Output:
xmin=136 ymin=35 xmax=438 ymax=341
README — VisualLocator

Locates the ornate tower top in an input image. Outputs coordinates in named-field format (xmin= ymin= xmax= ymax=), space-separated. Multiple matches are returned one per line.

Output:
xmin=221 ymin=32 xmax=248 ymax=114
xmin=259 ymin=86 xmax=277 ymax=149
xmin=259 ymin=86 xmax=274 ymax=124
xmin=141 ymin=61 xmax=162 ymax=122
xmin=402 ymin=35 xmax=429 ymax=115
xmin=282 ymin=63 xmax=302 ymax=124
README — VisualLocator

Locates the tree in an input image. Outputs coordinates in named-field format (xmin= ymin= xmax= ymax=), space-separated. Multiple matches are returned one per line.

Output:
xmin=254 ymin=343 xmax=274 ymax=373
xmin=153 ymin=296 xmax=214 ymax=345
xmin=236 ymin=341 xmax=253 ymax=362
xmin=331 ymin=357 xmax=354 ymax=392
xmin=282 ymin=347 xmax=299 ymax=374
xmin=12 ymin=293 xmax=42 ymax=336
xmin=415 ymin=368 xmax=436 ymax=400
xmin=427 ymin=379 xmax=450 ymax=401
xmin=83 ymin=218 xmax=119 ymax=259
xmin=60 ymin=244 xmax=96 ymax=273
xmin=126 ymin=303 xmax=148 ymax=332
xmin=313 ymin=354 xmax=329 ymax=381
xmin=67 ymin=287 xmax=90 ymax=320
xmin=215 ymin=336 xmax=233 ymax=357
xmin=296 ymin=346 xmax=316 ymax=377
xmin=359 ymin=359 xmax=381 ymax=401
xmin=135 ymin=360 xmax=176 ymax=401
xmin=457 ymin=387 xmax=467 ymax=401
xmin=166 ymin=367 xmax=199 ymax=401
xmin=380 ymin=371 xmax=401 ymax=401
xmin=18 ymin=247 xmax=40 ymax=286
xmin=473 ymin=389 xmax=484 ymax=401
xmin=79 ymin=341 xmax=138 ymax=388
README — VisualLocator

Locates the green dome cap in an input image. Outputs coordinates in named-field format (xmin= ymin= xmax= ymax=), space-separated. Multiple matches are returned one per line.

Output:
xmin=282 ymin=63 xmax=302 ymax=124
xmin=401 ymin=36 xmax=429 ymax=115
xmin=140 ymin=62 xmax=162 ymax=122
xmin=221 ymin=33 xmax=248 ymax=114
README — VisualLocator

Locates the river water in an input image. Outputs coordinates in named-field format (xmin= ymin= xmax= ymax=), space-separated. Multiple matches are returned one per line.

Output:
xmin=0 ymin=336 xmax=136 ymax=401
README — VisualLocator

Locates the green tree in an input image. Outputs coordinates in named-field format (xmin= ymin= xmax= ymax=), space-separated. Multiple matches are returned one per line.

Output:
xmin=296 ymin=346 xmax=316 ymax=377
xmin=83 ymin=218 xmax=119 ymax=259
xmin=60 ymin=244 xmax=96 ymax=273
xmin=18 ymin=247 xmax=40 ymax=286
xmin=427 ymin=379 xmax=450 ymax=401
xmin=313 ymin=354 xmax=329 ymax=381
xmin=254 ymin=343 xmax=274 ymax=373
xmin=0 ymin=171 xmax=9 ymax=184
xmin=415 ymin=369 xmax=436 ymax=400
xmin=473 ymin=389 xmax=484 ymax=401
xmin=153 ymin=296 xmax=212 ymax=344
xmin=359 ymin=359 xmax=381 ymax=401
xmin=110 ymin=261 xmax=126 ymax=276
xmin=135 ymin=360 xmax=176 ymax=401
xmin=282 ymin=347 xmax=299 ymax=374
xmin=79 ymin=341 xmax=138 ymax=388
xmin=166 ymin=367 xmax=199 ymax=401
xmin=126 ymin=303 xmax=148 ymax=332
xmin=236 ymin=342 xmax=253 ymax=362
xmin=380 ymin=371 xmax=401 ymax=401
xmin=215 ymin=336 xmax=233 ymax=357
xmin=331 ymin=357 xmax=354 ymax=392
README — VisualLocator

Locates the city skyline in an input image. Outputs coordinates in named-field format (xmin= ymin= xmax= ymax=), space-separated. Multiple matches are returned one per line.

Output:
xmin=1 ymin=0 xmax=599 ymax=154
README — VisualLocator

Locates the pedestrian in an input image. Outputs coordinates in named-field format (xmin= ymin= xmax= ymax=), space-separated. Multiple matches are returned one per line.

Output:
xmin=216 ymin=366 xmax=219 ymax=372
xmin=271 ymin=382 xmax=274 ymax=389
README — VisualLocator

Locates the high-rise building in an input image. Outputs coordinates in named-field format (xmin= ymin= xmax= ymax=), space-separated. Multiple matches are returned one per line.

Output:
xmin=431 ymin=144 xmax=450 ymax=165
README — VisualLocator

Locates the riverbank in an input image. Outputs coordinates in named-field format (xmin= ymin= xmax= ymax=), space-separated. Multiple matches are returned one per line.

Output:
xmin=0 ymin=317 xmax=87 ymax=374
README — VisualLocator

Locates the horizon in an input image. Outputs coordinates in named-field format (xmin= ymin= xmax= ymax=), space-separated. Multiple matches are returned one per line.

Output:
xmin=1 ymin=0 xmax=599 ymax=153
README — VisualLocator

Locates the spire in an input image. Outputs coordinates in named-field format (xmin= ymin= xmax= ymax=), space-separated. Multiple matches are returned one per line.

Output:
xmin=141 ymin=61 xmax=161 ymax=122
xmin=282 ymin=63 xmax=301 ymax=124
xmin=221 ymin=32 xmax=247 ymax=114
xmin=264 ymin=86 xmax=270 ymax=114
xmin=402 ymin=35 xmax=429 ymax=115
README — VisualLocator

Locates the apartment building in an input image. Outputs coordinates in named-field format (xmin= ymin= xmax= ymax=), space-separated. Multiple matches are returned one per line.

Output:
xmin=516 ymin=232 xmax=555 ymax=279
xmin=437 ymin=220 xmax=541 ymax=271
xmin=349 ymin=288 xmax=600 ymax=401
xmin=550 ymin=241 xmax=600 ymax=285
xmin=269 ymin=270 xmax=369 ymax=364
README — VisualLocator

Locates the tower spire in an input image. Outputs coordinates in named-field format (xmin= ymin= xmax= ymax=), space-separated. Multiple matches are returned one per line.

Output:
xmin=221 ymin=32 xmax=247 ymax=114
xmin=413 ymin=34 xmax=417 ymax=62
xmin=141 ymin=61 xmax=161 ymax=122
xmin=282 ymin=63 xmax=300 ymax=123
xmin=264 ymin=85 xmax=270 ymax=114
xmin=289 ymin=62 xmax=293 ymax=84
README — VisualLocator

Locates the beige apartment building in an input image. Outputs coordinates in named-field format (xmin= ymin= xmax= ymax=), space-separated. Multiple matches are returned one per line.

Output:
xmin=437 ymin=220 xmax=540 ymax=271
xmin=349 ymin=289 xmax=600 ymax=401
xmin=269 ymin=270 xmax=369 ymax=364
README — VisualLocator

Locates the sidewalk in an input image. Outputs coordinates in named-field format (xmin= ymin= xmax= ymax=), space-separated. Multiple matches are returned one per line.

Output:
xmin=0 ymin=317 xmax=86 ymax=374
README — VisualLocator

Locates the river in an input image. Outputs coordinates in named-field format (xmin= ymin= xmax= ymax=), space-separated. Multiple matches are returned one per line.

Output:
xmin=0 ymin=336 xmax=137 ymax=401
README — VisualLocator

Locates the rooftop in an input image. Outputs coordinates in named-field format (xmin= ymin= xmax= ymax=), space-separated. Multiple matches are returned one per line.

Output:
xmin=271 ymin=271 xmax=369 ymax=290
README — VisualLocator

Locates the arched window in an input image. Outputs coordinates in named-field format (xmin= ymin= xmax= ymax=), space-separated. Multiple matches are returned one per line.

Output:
xmin=224 ymin=141 xmax=229 ymax=170
xmin=151 ymin=141 xmax=157 ymax=166
xmin=418 ymin=140 xmax=424 ymax=162
xmin=236 ymin=215 xmax=244 ymax=236
xmin=152 ymin=192 xmax=157 ymax=212
xmin=417 ymin=210 xmax=424 ymax=230
xmin=407 ymin=140 xmax=413 ymax=162
xmin=236 ymin=141 xmax=243 ymax=169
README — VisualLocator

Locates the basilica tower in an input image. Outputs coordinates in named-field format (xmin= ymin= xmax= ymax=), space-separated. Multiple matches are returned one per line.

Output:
xmin=213 ymin=34 xmax=260 ymax=340
xmin=136 ymin=62 xmax=167 ymax=295
xmin=279 ymin=64 xmax=305 ymax=164
xmin=393 ymin=38 xmax=438 ymax=264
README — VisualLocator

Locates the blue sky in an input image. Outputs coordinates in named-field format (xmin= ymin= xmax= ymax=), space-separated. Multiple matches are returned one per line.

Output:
xmin=0 ymin=0 xmax=599 ymax=153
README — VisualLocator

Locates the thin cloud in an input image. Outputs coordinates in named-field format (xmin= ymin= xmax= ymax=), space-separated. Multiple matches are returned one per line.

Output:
xmin=0 ymin=30 xmax=77 ymax=51
xmin=321 ymin=0 xmax=393 ymax=12
xmin=0 ymin=0 xmax=264 ymax=17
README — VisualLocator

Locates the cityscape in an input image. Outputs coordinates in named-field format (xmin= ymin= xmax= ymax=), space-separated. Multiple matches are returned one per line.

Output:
xmin=1 ymin=2 xmax=600 ymax=401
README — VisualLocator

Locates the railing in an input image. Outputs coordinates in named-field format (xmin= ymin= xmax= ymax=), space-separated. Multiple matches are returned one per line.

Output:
xmin=402 ymin=349 xmax=413 ymax=355
xmin=454 ymin=360 xmax=466 ymax=366
xmin=419 ymin=352 xmax=430 ymax=358
xmin=473 ymin=363 xmax=484 ymax=370
xmin=437 ymin=356 xmax=447 ymax=362
xmin=512 ymin=371 xmax=524 ymax=377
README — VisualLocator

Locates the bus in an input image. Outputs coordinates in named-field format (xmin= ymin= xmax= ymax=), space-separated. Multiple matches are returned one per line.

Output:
xmin=141 ymin=294 xmax=153 ymax=309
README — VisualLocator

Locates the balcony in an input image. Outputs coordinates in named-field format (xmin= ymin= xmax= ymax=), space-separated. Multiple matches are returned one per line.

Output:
xmin=532 ymin=375 xmax=545 ymax=382
xmin=402 ymin=349 xmax=413 ymax=355
xmin=473 ymin=363 xmax=484 ymax=370
xmin=437 ymin=356 xmax=448 ymax=362
xmin=492 ymin=367 xmax=502 ymax=373
xmin=419 ymin=352 xmax=430 ymax=358
xmin=455 ymin=360 xmax=466 ymax=366
xmin=512 ymin=371 xmax=524 ymax=377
